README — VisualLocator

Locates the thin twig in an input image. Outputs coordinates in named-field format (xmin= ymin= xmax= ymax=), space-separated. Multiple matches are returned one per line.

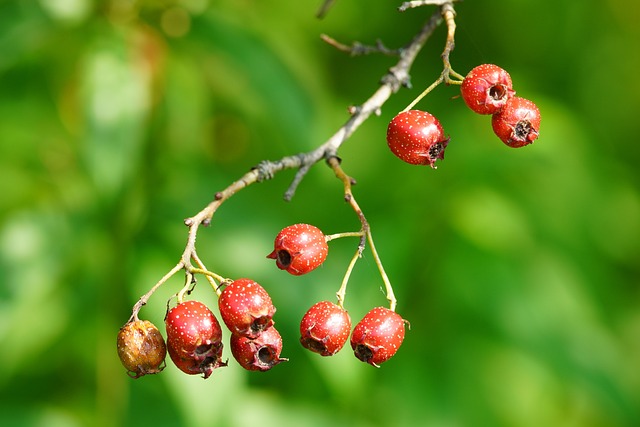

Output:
xmin=321 ymin=34 xmax=402 ymax=57
xmin=128 ymin=261 xmax=184 ymax=322
xmin=399 ymin=0 xmax=455 ymax=12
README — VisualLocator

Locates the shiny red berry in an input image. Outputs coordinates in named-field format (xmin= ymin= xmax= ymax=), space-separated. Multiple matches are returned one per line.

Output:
xmin=300 ymin=301 xmax=351 ymax=356
xmin=491 ymin=96 xmax=541 ymax=147
xmin=386 ymin=110 xmax=449 ymax=168
xmin=165 ymin=300 xmax=226 ymax=378
xmin=218 ymin=278 xmax=276 ymax=339
xmin=350 ymin=307 xmax=406 ymax=367
xmin=117 ymin=319 xmax=167 ymax=378
xmin=230 ymin=327 xmax=288 ymax=371
xmin=267 ymin=223 xmax=328 ymax=275
xmin=461 ymin=64 xmax=515 ymax=115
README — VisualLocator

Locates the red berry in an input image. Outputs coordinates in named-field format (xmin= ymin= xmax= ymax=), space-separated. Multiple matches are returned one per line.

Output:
xmin=267 ymin=223 xmax=328 ymax=275
xmin=117 ymin=319 xmax=166 ymax=378
xmin=350 ymin=307 xmax=406 ymax=367
xmin=461 ymin=64 xmax=515 ymax=115
xmin=491 ymin=96 xmax=541 ymax=147
xmin=165 ymin=300 xmax=227 ymax=378
xmin=300 ymin=301 xmax=351 ymax=356
xmin=386 ymin=110 xmax=449 ymax=168
xmin=218 ymin=278 xmax=276 ymax=338
xmin=230 ymin=327 xmax=288 ymax=371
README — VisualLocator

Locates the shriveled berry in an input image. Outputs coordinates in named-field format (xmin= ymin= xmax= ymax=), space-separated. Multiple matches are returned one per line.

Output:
xmin=386 ymin=110 xmax=449 ymax=168
xmin=267 ymin=223 xmax=328 ymax=275
xmin=350 ymin=307 xmax=407 ymax=367
xmin=117 ymin=319 xmax=166 ymax=378
xmin=300 ymin=301 xmax=351 ymax=356
xmin=461 ymin=64 xmax=515 ymax=115
xmin=230 ymin=327 xmax=288 ymax=372
xmin=218 ymin=278 xmax=276 ymax=338
xmin=491 ymin=96 xmax=541 ymax=147
xmin=165 ymin=300 xmax=226 ymax=378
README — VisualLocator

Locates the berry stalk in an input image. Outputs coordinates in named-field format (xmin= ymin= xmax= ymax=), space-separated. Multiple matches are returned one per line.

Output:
xmin=402 ymin=2 xmax=463 ymax=112
xmin=327 ymin=156 xmax=397 ymax=311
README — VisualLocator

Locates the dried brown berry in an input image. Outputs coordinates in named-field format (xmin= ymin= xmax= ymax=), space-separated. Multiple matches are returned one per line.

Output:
xmin=117 ymin=319 xmax=167 ymax=378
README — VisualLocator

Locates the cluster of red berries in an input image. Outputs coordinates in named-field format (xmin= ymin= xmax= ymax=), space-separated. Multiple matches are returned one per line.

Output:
xmin=300 ymin=301 xmax=406 ymax=367
xmin=117 ymin=223 xmax=407 ymax=379
xmin=461 ymin=64 xmax=541 ymax=147
xmin=386 ymin=64 xmax=541 ymax=168
xmin=118 ymin=278 xmax=287 ymax=379
xmin=270 ymin=224 xmax=407 ymax=367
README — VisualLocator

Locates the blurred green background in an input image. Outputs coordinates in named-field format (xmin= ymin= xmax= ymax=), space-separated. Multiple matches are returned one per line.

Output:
xmin=1 ymin=0 xmax=639 ymax=426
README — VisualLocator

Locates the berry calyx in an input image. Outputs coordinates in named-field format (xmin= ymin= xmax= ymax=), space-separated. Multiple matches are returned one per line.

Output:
xmin=165 ymin=300 xmax=227 ymax=378
xmin=461 ymin=64 xmax=515 ymax=115
xmin=491 ymin=96 xmax=541 ymax=147
xmin=218 ymin=278 xmax=276 ymax=338
xmin=267 ymin=223 xmax=329 ymax=275
xmin=386 ymin=110 xmax=450 ymax=168
xmin=300 ymin=301 xmax=351 ymax=356
xmin=350 ymin=307 xmax=407 ymax=367
xmin=117 ymin=319 xmax=167 ymax=378
xmin=230 ymin=327 xmax=288 ymax=371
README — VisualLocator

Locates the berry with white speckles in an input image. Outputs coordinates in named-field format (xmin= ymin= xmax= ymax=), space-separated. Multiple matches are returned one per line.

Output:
xmin=230 ymin=326 xmax=288 ymax=371
xmin=300 ymin=301 xmax=351 ymax=356
xmin=267 ymin=224 xmax=328 ymax=275
xmin=350 ymin=307 xmax=407 ymax=367
xmin=218 ymin=278 xmax=276 ymax=338
xmin=165 ymin=300 xmax=227 ymax=378
xmin=117 ymin=319 xmax=166 ymax=378
xmin=491 ymin=96 xmax=541 ymax=147
xmin=461 ymin=64 xmax=515 ymax=115
xmin=386 ymin=110 xmax=449 ymax=168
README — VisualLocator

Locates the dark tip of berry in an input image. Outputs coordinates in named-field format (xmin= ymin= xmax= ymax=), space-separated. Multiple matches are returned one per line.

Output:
xmin=276 ymin=250 xmax=292 ymax=268
xmin=257 ymin=347 xmax=277 ymax=365
xmin=198 ymin=344 xmax=227 ymax=378
xmin=354 ymin=344 xmax=380 ymax=368
xmin=301 ymin=337 xmax=328 ymax=355
xmin=195 ymin=344 xmax=212 ymax=356
xmin=428 ymin=142 xmax=444 ymax=159
xmin=489 ymin=84 xmax=507 ymax=101
xmin=514 ymin=120 xmax=534 ymax=141
xmin=250 ymin=317 xmax=273 ymax=336
xmin=354 ymin=344 xmax=372 ymax=362
xmin=255 ymin=345 xmax=288 ymax=369
xmin=200 ymin=356 xmax=227 ymax=379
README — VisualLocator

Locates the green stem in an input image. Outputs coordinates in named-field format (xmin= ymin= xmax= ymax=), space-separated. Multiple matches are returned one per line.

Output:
xmin=366 ymin=230 xmax=397 ymax=311
xmin=325 ymin=231 xmax=365 ymax=242
xmin=335 ymin=247 xmax=361 ymax=308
